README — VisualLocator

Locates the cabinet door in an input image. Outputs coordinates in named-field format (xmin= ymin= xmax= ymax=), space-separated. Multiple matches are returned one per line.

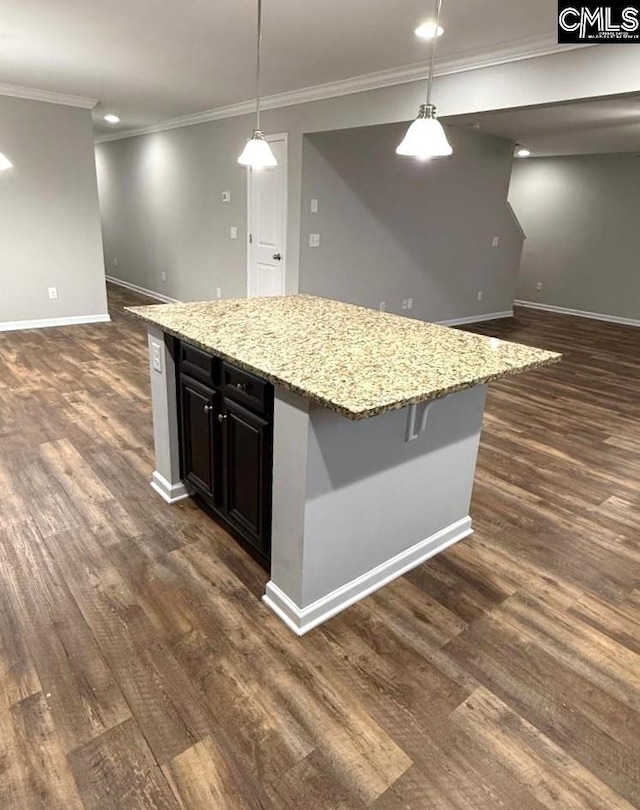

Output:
xmin=179 ymin=375 xmax=218 ymax=502
xmin=221 ymin=397 xmax=272 ymax=557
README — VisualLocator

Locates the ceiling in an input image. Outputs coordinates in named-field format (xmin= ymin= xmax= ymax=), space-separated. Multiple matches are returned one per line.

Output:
xmin=449 ymin=95 xmax=640 ymax=156
xmin=0 ymin=0 xmax=562 ymax=136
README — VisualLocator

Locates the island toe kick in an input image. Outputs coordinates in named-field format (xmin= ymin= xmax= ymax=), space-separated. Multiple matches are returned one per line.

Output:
xmin=263 ymin=384 xmax=487 ymax=635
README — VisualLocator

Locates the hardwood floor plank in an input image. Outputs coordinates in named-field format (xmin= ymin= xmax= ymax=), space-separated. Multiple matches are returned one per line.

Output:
xmin=0 ymin=522 xmax=131 ymax=754
xmin=68 ymin=718 xmax=180 ymax=810
xmin=0 ymin=693 xmax=84 ymax=809
xmin=451 ymin=687 xmax=637 ymax=810
xmin=162 ymin=735 xmax=272 ymax=810
xmin=0 ymin=285 xmax=637 ymax=807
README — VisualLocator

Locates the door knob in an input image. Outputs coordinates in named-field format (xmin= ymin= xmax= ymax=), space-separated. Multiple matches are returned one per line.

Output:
xmin=217 ymin=413 xmax=227 ymax=423
xmin=204 ymin=404 xmax=214 ymax=414
xmin=272 ymin=253 xmax=282 ymax=261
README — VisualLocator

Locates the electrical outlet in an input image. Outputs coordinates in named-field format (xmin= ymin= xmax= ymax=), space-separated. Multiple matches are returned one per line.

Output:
xmin=310 ymin=198 xmax=319 ymax=213
xmin=402 ymin=298 xmax=413 ymax=311
xmin=536 ymin=281 xmax=543 ymax=292
xmin=48 ymin=287 xmax=58 ymax=300
xmin=492 ymin=236 xmax=500 ymax=247
xmin=216 ymin=287 xmax=222 ymax=299
xmin=161 ymin=271 xmax=166 ymax=282
xmin=151 ymin=342 xmax=163 ymax=374
xmin=221 ymin=190 xmax=231 ymax=203
xmin=477 ymin=290 xmax=483 ymax=301
xmin=113 ymin=258 xmax=119 ymax=268
xmin=230 ymin=226 xmax=238 ymax=239
xmin=309 ymin=234 xmax=320 ymax=248
xmin=379 ymin=301 xmax=386 ymax=312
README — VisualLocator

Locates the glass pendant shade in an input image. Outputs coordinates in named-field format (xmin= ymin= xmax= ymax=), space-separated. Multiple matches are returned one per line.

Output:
xmin=0 ymin=152 xmax=13 ymax=171
xmin=237 ymin=130 xmax=277 ymax=168
xmin=396 ymin=104 xmax=452 ymax=159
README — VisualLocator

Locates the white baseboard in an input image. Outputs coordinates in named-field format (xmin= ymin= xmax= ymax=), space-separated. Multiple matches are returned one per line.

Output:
xmin=106 ymin=275 xmax=181 ymax=304
xmin=439 ymin=310 xmax=513 ymax=327
xmin=150 ymin=471 xmax=189 ymax=504
xmin=515 ymin=300 xmax=640 ymax=328
xmin=0 ymin=313 xmax=110 ymax=333
xmin=263 ymin=516 xmax=473 ymax=636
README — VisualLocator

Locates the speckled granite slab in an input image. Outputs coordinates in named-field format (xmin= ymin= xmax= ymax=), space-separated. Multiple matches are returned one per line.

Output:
xmin=127 ymin=295 xmax=561 ymax=420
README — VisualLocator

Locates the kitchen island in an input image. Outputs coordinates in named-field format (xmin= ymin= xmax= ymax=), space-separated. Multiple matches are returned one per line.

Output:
xmin=128 ymin=295 xmax=560 ymax=635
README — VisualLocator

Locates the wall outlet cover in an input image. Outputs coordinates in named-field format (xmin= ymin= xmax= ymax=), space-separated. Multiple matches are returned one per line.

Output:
xmin=113 ymin=258 xmax=119 ymax=268
xmin=230 ymin=226 xmax=238 ymax=239
xmin=309 ymin=234 xmax=320 ymax=248
xmin=310 ymin=198 xmax=319 ymax=213
xmin=492 ymin=236 xmax=500 ymax=247
xmin=151 ymin=342 xmax=162 ymax=374
xmin=221 ymin=191 xmax=231 ymax=203
xmin=48 ymin=287 xmax=58 ymax=300
xmin=536 ymin=282 xmax=543 ymax=292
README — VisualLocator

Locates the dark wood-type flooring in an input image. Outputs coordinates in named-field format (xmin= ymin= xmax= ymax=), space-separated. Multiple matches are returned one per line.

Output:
xmin=0 ymin=283 xmax=638 ymax=808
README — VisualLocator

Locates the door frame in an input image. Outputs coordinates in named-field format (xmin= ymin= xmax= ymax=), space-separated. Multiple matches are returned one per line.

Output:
xmin=246 ymin=132 xmax=288 ymax=297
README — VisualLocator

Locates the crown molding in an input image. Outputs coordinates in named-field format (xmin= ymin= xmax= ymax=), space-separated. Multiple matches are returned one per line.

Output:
xmin=95 ymin=35 xmax=588 ymax=144
xmin=0 ymin=82 xmax=98 ymax=109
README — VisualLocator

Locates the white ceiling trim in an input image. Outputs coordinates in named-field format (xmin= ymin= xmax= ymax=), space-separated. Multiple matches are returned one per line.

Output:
xmin=95 ymin=35 xmax=587 ymax=144
xmin=0 ymin=82 xmax=98 ymax=109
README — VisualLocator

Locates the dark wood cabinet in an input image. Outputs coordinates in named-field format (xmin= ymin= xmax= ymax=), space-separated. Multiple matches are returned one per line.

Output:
xmin=222 ymin=397 xmax=272 ymax=559
xmin=178 ymin=374 xmax=218 ymax=502
xmin=177 ymin=343 xmax=273 ymax=562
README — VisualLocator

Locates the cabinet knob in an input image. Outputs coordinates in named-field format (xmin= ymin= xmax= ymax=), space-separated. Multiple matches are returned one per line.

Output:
xmin=217 ymin=413 xmax=227 ymax=423
xmin=235 ymin=382 xmax=247 ymax=391
xmin=204 ymin=404 xmax=214 ymax=414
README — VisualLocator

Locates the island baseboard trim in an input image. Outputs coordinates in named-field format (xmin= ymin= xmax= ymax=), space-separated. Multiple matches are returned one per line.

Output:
xmin=150 ymin=471 xmax=190 ymax=504
xmin=263 ymin=516 xmax=473 ymax=636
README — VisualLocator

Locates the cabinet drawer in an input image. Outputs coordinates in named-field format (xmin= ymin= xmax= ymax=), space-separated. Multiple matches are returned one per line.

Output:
xmin=222 ymin=362 xmax=270 ymax=414
xmin=179 ymin=342 xmax=218 ymax=386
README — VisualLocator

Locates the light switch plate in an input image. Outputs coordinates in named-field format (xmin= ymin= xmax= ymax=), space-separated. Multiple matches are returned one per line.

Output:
xmin=309 ymin=233 xmax=320 ymax=247
xmin=230 ymin=226 xmax=238 ymax=239
xmin=48 ymin=287 xmax=58 ymax=300
xmin=151 ymin=342 xmax=163 ymax=374
xmin=221 ymin=191 xmax=231 ymax=203
xmin=492 ymin=236 xmax=500 ymax=247
xmin=310 ymin=198 xmax=319 ymax=213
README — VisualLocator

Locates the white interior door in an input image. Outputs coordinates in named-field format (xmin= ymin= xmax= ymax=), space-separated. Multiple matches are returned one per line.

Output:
xmin=247 ymin=134 xmax=287 ymax=297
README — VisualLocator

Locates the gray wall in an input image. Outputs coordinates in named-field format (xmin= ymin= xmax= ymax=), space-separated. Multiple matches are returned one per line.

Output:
xmin=510 ymin=154 xmax=640 ymax=322
xmin=299 ymin=123 xmax=523 ymax=322
xmin=96 ymin=44 xmax=635 ymax=310
xmin=0 ymin=95 xmax=108 ymax=325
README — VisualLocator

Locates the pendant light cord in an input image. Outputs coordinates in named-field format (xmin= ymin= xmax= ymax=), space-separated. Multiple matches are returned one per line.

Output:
xmin=256 ymin=0 xmax=263 ymax=130
xmin=426 ymin=0 xmax=443 ymax=106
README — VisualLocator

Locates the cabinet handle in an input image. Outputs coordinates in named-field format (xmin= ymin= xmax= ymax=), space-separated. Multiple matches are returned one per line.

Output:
xmin=235 ymin=382 xmax=247 ymax=391
xmin=204 ymin=404 xmax=214 ymax=414
xmin=217 ymin=413 xmax=227 ymax=423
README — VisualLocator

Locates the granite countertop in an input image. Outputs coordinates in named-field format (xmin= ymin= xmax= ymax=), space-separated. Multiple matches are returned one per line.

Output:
xmin=127 ymin=295 xmax=561 ymax=420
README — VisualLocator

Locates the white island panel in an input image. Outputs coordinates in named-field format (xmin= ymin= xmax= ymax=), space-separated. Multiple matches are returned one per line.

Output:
xmin=265 ymin=384 xmax=487 ymax=635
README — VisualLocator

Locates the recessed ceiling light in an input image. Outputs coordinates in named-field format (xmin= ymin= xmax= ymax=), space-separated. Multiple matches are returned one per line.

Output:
xmin=415 ymin=21 xmax=444 ymax=39
xmin=104 ymin=114 xmax=120 ymax=124
xmin=515 ymin=147 xmax=531 ymax=158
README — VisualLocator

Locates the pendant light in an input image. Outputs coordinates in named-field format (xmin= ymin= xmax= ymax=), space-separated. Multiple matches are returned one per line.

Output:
xmin=396 ymin=0 xmax=452 ymax=160
xmin=0 ymin=152 xmax=13 ymax=171
xmin=237 ymin=0 xmax=277 ymax=168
